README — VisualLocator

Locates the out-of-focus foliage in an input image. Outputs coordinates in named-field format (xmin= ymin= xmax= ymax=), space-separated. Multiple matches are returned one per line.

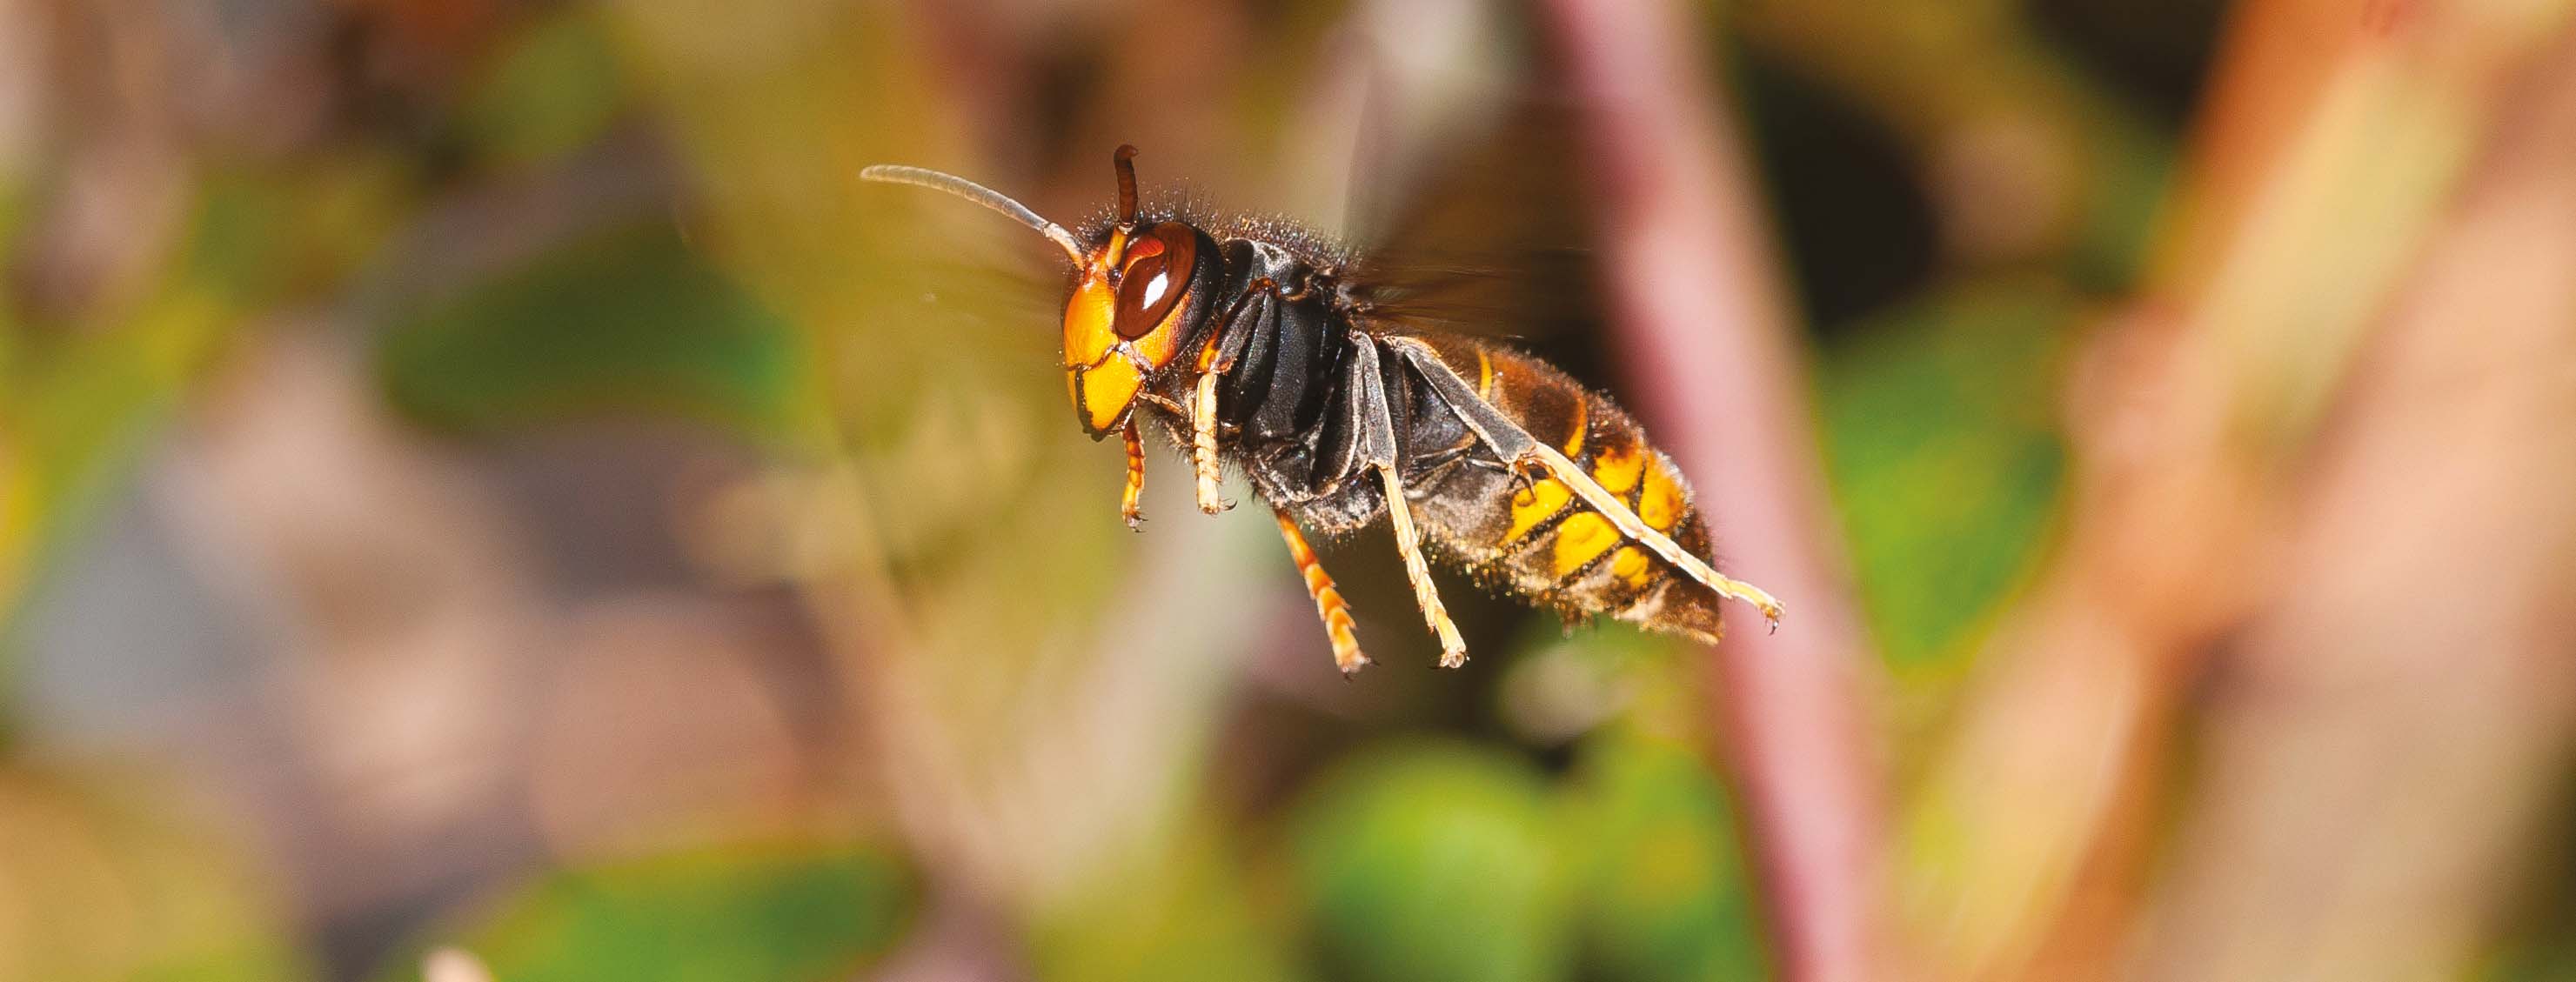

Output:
xmin=9 ymin=0 xmax=2573 ymax=978
xmin=379 ymin=227 xmax=804 ymax=439
xmin=0 ymin=0 xmax=2131 ymax=972
xmin=403 ymin=841 xmax=913 ymax=982
xmin=459 ymin=11 xmax=629 ymax=171
xmin=1275 ymin=728 xmax=1765 ymax=982
xmin=1816 ymin=283 xmax=2076 ymax=671
xmin=1291 ymin=744 xmax=1572 ymax=982
xmin=1030 ymin=830 xmax=1301 ymax=982
xmin=1563 ymin=733 xmax=1765 ymax=982
xmin=0 ymin=770 xmax=308 ymax=982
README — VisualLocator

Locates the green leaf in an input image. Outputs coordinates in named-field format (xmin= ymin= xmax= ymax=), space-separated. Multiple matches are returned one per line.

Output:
xmin=421 ymin=840 xmax=914 ymax=982
xmin=1562 ymin=733 xmax=1763 ymax=982
xmin=378 ymin=226 xmax=804 ymax=439
xmin=1816 ymin=281 xmax=2077 ymax=671
xmin=460 ymin=11 xmax=627 ymax=170
xmin=1032 ymin=828 xmax=1303 ymax=982
xmin=1289 ymin=743 xmax=1569 ymax=982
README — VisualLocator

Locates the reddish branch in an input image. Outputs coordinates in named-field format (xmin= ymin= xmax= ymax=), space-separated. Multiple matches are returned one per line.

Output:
xmin=1543 ymin=2 xmax=1898 ymax=979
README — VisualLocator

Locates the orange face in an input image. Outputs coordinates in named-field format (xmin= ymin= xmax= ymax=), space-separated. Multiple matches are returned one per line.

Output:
xmin=1063 ymin=221 xmax=1201 ymax=435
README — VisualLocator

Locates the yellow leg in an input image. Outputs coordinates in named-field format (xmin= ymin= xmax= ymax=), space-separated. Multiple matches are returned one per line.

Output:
xmin=1193 ymin=371 xmax=1231 ymax=513
xmin=1375 ymin=465 xmax=1469 ymax=667
xmin=1274 ymin=511 xmax=1368 ymax=674
xmin=1120 ymin=420 xmax=1146 ymax=531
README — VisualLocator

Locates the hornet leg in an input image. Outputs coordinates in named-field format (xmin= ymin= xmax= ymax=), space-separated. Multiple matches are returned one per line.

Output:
xmin=1185 ymin=276 xmax=1286 ymax=515
xmin=1120 ymin=419 xmax=1147 ymax=530
xmin=1193 ymin=369 xmax=1232 ymax=514
xmin=1349 ymin=337 xmax=1469 ymax=667
xmin=1274 ymin=510 xmax=1368 ymax=675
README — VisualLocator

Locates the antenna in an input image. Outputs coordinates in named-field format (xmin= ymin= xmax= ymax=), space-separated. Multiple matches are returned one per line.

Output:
xmin=860 ymin=164 xmax=1087 ymax=264
xmin=1113 ymin=144 xmax=1141 ymax=230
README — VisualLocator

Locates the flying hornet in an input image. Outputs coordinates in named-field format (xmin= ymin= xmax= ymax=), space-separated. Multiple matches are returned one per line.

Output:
xmin=863 ymin=146 xmax=1781 ymax=674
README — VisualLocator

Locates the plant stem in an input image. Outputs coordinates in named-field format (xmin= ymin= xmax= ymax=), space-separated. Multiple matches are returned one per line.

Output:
xmin=1544 ymin=2 xmax=1898 ymax=979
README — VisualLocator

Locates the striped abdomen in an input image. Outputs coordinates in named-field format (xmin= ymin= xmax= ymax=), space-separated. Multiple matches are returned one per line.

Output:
xmin=1401 ymin=334 xmax=1728 ymax=645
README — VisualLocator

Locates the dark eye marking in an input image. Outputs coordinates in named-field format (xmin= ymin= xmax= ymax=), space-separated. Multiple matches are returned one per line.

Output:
xmin=1114 ymin=223 xmax=1195 ymax=339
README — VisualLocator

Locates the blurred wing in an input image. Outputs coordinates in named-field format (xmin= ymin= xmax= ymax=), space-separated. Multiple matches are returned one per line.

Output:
xmin=1338 ymin=97 xmax=1600 ymax=347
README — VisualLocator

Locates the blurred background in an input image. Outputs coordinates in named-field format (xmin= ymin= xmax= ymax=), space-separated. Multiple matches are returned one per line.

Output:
xmin=4 ymin=0 xmax=2576 ymax=979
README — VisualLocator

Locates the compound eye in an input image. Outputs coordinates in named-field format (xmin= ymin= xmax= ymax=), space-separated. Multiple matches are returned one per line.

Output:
xmin=1114 ymin=223 xmax=1196 ymax=339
